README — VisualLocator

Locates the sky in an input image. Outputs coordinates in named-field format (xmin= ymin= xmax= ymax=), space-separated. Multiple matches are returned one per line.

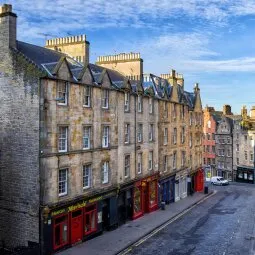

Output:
xmin=2 ymin=0 xmax=255 ymax=114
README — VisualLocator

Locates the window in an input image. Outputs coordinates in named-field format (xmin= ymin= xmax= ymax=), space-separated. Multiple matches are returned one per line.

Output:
xmin=237 ymin=133 xmax=239 ymax=140
xmin=181 ymin=151 xmax=185 ymax=167
xmin=163 ymin=155 xmax=168 ymax=172
xmin=149 ymin=151 xmax=153 ymax=170
xmin=207 ymin=145 xmax=210 ymax=152
xmin=102 ymin=89 xmax=109 ymax=109
xmin=173 ymin=128 xmax=177 ymax=145
xmin=57 ymin=81 xmax=68 ymax=105
xmin=212 ymin=133 xmax=215 ymax=140
xmin=124 ymin=92 xmax=130 ymax=112
xmin=58 ymin=126 xmax=68 ymax=152
xmin=53 ymin=215 xmax=68 ymax=250
xmin=237 ymin=158 xmax=239 ymax=165
xmin=204 ymin=158 xmax=206 ymax=165
xmin=102 ymin=162 xmax=109 ymax=184
xmin=83 ymin=86 xmax=91 ymax=107
xmin=59 ymin=169 xmax=68 ymax=196
xmin=164 ymin=101 xmax=168 ymax=117
xmin=102 ymin=126 xmax=109 ymax=148
xmin=173 ymin=151 xmax=177 ymax=169
xmin=212 ymin=158 xmax=215 ymax=164
xmin=208 ymin=158 xmax=211 ymax=165
xmin=149 ymin=98 xmax=154 ymax=114
xmin=236 ymin=144 xmax=239 ymax=151
xmin=245 ymin=135 xmax=248 ymax=142
xmin=227 ymin=149 xmax=231 ymax=157
xmin=84 ymin=205 xmax=97 ymax=235
xmin=164 ymin=128 xmax=168 ymax=145
xmin=173 ymin=104 xmax=177 ymax=120
xmin=83 ymin=126 xmax=91 ymax=149
xmin=149 ymin=124 xmax=154 ymax=141
xmin=124 ymin=155 xmax=130 ymax=178
xmin=138 ymin=153 xmax=142 ymax=174
xmin=189 ymin=134 xmax=192 ymax=148
xmin=181 ymin=105 xmax=185 ymax=119
xmin=227 ymin=137 xmax=230 ymax=143
xmin=212 ymin=146 xmax=215 ymax=153
xmin=207 ymin=133 xmax=210 ymax=140
xmin=189 ymin=113 xmax=192 ymax=126
xmin=207 ymin=120 xmax=211 ymax=128
xmin=251 ymin=153 xmax=254 ymax=162
xmin=245 ymin=151 xmax=248 ymax=160
xmin=83 ymin=164 xmax=91 ymax=189
xmin=124 ymin=123 xmax=130 ymax=144
xmin=138 ymin=95 xmax=143 ymax=112
xmin=136 ymin=123 xmax=142 ymax=142
xmin=181 ymin=127 xmax=185 ymax=143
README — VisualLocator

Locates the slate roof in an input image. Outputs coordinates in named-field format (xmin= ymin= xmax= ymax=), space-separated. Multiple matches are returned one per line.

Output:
xmin=15 ymin=40 xmax=198 ymax=109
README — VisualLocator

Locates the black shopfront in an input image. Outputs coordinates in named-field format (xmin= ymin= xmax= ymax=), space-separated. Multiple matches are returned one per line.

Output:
xmin=159 ymin=175 xmax=175 ymax=204
xmin=236 ymin=166 xmax=255 ymax=184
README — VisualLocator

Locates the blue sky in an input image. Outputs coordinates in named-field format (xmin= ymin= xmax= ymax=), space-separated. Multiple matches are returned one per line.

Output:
xmin=3 ymin=0 xmax=255 ymax=113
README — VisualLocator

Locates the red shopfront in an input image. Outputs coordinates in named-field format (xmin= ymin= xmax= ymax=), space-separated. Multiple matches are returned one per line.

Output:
xmin=194 ymin=168 xmax=204 ymax=192
xmin=52 ymin=203 xmax=98 ymax=251
xmin=133 ymin=174 xmax=158 ymax=220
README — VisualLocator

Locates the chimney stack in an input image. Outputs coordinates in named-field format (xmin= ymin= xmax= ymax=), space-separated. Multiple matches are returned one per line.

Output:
xmin=223 ymin=104 xmax=232 ymax=115
xmin=0 ymin=4 xmax=17 ymax=50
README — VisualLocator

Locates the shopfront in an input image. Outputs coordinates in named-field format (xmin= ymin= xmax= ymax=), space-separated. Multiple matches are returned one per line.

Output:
xmin=159 ymin=175 xmax=175 ymax=204
xmin=117 ymin=187 xmax=133 ymax=226
xmin=175 ymin=174 xmax=187 ymax=201
xmin=194 ymin=168 xmax=204 ymax=192
xmin=133 ymin=174 xmax=159 ymax=220
xmin=42 ymin=191 xmax=117 ymax=254
xmin=236 ymin=166 xmax=255 ymax=184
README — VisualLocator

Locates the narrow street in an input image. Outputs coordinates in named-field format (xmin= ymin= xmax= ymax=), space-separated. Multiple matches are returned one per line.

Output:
xmin=126 ymin=183 xmax=255 ymax=255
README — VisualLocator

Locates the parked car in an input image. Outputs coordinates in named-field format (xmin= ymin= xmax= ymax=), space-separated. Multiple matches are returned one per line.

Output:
xmin=211 ymin=176 xmax=229 ymax=186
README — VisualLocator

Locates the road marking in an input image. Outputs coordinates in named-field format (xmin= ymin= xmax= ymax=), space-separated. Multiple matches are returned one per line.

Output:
xmin=117 ymin=191 xmax=217 ymax=255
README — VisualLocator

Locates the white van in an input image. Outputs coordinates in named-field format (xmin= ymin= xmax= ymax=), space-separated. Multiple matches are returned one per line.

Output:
xmin=211 ymin=176 xmax=229 ymax=186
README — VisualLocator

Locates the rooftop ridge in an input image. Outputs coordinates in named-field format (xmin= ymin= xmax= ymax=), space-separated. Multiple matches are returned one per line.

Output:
xmin=46 ymin=35 xmax=86 ymax=46
xmin=96 ymin=52 xmax=141 ymax=62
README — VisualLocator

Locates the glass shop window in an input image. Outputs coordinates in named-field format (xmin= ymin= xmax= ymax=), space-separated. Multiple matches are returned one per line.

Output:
xmin=53 ymin=214 xmax=68 ymax=250
xmin=84 ymin=204 xmax=97 ymax=235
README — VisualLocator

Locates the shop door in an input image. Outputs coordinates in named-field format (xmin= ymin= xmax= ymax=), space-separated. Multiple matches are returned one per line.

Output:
xmin=141 ymin=182 xmax=148 ymax=213
xmin=169 ymin=179 xmax=175 ymax=203
xmin=70 ymin=210 xmax=83 ymax=245
xmin=102 ymin=199 xmax=110 ymax=231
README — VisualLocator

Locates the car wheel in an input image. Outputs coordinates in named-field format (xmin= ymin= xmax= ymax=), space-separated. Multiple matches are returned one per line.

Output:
xmin=211 ymin=182 xmax=214 ymax=185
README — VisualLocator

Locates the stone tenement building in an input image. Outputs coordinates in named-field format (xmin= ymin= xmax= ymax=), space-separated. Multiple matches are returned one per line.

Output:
xmin=0 ymin=4 xmax=203 ymax=255
xmin=202 ymin=106 xmax=217 ymax=180
xmin=233 ymin=106 xmax=255 ymax=183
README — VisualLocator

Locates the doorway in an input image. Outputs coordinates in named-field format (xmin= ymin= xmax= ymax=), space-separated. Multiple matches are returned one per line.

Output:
xmin=70 ymin=209 xmax=83 ymax=245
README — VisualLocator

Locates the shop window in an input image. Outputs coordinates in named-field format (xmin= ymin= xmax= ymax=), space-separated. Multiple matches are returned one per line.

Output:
xmin=53 ymin=214 xmax=69 ymax=250
xmin=133 ymin=187 xmax=142 ymax=215
xmin=149 ymin=181 xmax=157 ymax=208
xmin=84 ymin=205 xmax=97 ymax=235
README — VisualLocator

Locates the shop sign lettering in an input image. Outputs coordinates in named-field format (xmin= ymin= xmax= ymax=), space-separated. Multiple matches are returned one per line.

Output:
xmin=51 ymin=209 xmax=66 ymax=217
xmin=68 ymin=201 xmax=87 ymax=212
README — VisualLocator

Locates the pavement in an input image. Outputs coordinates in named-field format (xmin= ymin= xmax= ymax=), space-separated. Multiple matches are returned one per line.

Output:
xmin=58 ymin=190 xmax=214 ymax=255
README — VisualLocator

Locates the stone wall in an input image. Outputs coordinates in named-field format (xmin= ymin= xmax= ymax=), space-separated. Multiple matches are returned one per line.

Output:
xmin=0 ymin=51 xmax=40 ymax=248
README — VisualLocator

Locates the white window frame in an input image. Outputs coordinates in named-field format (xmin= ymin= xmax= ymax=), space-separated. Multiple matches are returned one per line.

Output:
xmin=138 ymin=95 xmax=143 ymax=112
xmin=83 ymin=164 xmax=91 ymax=189
xmin=138 ymin=123 xmax=143 ymax=142
xmin=189 ymin=113 xmax=192 ymax=126
xmin=124 ymin=155 xmax=130 ymax=178
xmin=181 ymin=127 xmax=185 ymax=143
xmin=124 ymin=123 xmax=130 ymax=144
xmin=124 ymin=92 xmax=130 ymax=112
xmin=138 ymin=153 xmax=142 ymax=174
xmin=181 ymin=151 xmax=185 ymax=167
xmin=164 ymin=128 xmax=168 ymax=145
xmin=58 ymin=126 xmax=68 ymax=152
xmin=102 ymin=89 xmax=109 ymax=109
xmin=173 ymin=152 xmax=177 ymax=169
xmin=173 ymin=128 xmax=177 ymax=145
xmin=83 ymin=126 xmax=91 ymax=149
xmin=189 ymin=134 xmax=192 ymax=148
xmin=102 ymin=161 xmax=109 ymax=184
xmin=83 ymin=86 xmax=91 ymax=107
xmin=149 ymin=124 xmax=154 ymax=141
xmin=102 ymin=126 xmax=109 ymax=148
xmin=58 ymin=168 xmax=68 ymax=196
xmin=149 ymin=151 xmax=153 ymax=170
xmin=57 ymin=81 xmax=68 ymax=105
xmin=149 ymin=97 xmax=153 ymax=114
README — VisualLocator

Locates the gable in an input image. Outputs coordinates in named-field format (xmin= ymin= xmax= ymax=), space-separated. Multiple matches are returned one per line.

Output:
xmin=52 ymin=57 xmax=72 ymax=81
xmin=170 ymin=84 xmax=179 ymax=103
xmin=100 ymin=70 xmax=112 ymax=89
xmin=122 ymin=79 xmax=132 ymax=91
xmin=79 ymin=66 xmax=93 ymax=84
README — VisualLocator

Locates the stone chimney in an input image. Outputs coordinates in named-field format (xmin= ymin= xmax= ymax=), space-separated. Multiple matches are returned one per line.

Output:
xmin=194 ymin=82 xmax=200 ymax=93
xmin=0 ymin=4 xmax=17 ymax=50
xmin=241 ymin=105 xmax=248 ymax=119
xmin=250 ymin=106 xmax=255 ymax=119
xmin=223 ymin=104 xmax=232 ymax=115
